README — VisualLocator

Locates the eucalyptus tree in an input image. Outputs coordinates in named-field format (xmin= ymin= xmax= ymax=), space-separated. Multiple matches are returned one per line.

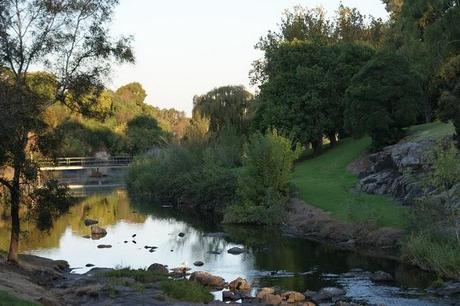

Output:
xmin=0 ymin=0 xmax=133 ymax=263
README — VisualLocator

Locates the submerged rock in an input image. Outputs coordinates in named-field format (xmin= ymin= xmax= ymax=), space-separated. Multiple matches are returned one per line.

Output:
xmin=370 ymin=271 xmax=393 ymax=282
xmin=189 ymin=271 xmax=226 ymax=289
xmin=430 ymin=281 xmax=460 ymax=296
xmin=178 ymin=232 xmax=185 ymax=237
xmin=306 ymin=287 xmax=346 ymax=302
xmin=227 ymin=247 xmax=245 ymax=255
xmin=84 ymin=219 xmax=98 ymax=226
xmin=193 ymin=261 xmax=204 ymax=267
xmin=97 ymin=244 xmax=112 ymax=249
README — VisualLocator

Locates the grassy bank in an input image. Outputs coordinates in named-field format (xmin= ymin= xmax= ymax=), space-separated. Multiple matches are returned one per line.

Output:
xmin=291 ymin=137 xmax=407 ymax=228
xmin=0 ymin=290 xmax=38 ymax=306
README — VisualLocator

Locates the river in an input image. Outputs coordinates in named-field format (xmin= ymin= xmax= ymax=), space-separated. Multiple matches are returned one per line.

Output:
xmin=0 ymin=190 xmax=458 ymax=305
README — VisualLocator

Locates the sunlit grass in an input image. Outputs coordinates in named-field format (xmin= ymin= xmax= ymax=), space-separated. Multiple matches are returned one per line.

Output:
xmin=405 ymin=121 xmax=455 ymax=142
xmin=291 ymin=137 xmax=407 ymax=228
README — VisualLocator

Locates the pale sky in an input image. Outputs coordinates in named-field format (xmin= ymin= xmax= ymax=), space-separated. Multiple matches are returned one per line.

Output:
xmin=111 ymin=0 xmax=388 ymax=115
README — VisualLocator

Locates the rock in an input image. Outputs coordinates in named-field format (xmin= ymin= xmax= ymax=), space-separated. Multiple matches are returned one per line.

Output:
xmin=178 ymin=232 xmax=185 ymax=237
xmin=84 ymin=219 xmax=98 ymax=226
xmin=281 ymin=291 xmax=305 ymax=303
xmin=147 ymin=263 xmax=169 ymax=275
xmin=85 ymin=264 xmax=95 ymax=267
xmin=97 ymin=244 xmax=112 ymax=249
xmin=227 ymin=247 xmax=245 ymax=255
xmin=207 ymin=250 xmax=222 ymax=255
xmin=257 ymin=287 xmax=275 ymax=299
xmin=132 ymin=234 xmax=136 ymax=238
xmin=132 ymin=240 xmax=137 ymax=244
xmin=370 ymin=271 xmax=393 ymax=282
xmin=36 ymin=296 xmax=60 ymax=306
xmin=149 ymin=248 xmax=155 ymax=253
xmin=262 ymin=293 xmax=283 ymax=305
xmin=189 ymin=271 xmax=226 ymax=289
xmin=314 ymin=287 xmax=346 ymax=301
xmin=193 ymin=261 xmax=204 ymax=267
xmin=91 ymin=225 xmax=107 ymax=236
xmin=298 ymin=302 xmax=316 ymax=306
xmin=82 ymin=235 xmax=91 ymax=239
xmin=124 ymin=241 xmax=128 ymax=243
xmin=228 ymin=277 xmax=251 ymax=291
xmin=432 ymin=281 xmax=460 ymax=296
xmin=222 ymin=290 xmax=240 ymax=301
xmin=170 ymin=266 xmax=191 ymax=277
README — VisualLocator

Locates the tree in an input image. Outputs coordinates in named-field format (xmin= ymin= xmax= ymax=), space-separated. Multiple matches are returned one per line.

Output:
xmin=344 ymin=51 xmax=422 ymax=149
xmin=0 ymin=0 xmax=133 ymax=263
xmin=193 ymin=86 xmax=253 ymax=135
xmin=126 ymin=115 xmax=165 ymax=154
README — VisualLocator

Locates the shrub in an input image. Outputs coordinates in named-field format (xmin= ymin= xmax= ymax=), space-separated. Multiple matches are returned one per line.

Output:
xmin=224 ymin=130 xmax=302 ymax=224
xmin=160 ymin=280 xmax=213 ymax=303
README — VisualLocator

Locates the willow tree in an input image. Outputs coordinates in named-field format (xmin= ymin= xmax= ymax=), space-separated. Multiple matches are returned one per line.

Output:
xmin=193 ymin=86 xmax=253 ymax=135
xmin=0 ymin=0 xmax=133 ymax=263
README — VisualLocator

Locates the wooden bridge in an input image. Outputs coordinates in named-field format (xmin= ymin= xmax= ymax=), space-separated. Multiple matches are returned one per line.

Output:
xmin=39 ymin=156 xmax=133 ymax=171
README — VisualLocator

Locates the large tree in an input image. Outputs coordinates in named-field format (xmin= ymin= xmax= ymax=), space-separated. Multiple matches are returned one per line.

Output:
xmin=344 ymin=51 xmax=422 ymax=149
xmin=0 ymin=0 xmax=133 ymax=263
xmin=193 ymin=85 xmax=253 ymax=135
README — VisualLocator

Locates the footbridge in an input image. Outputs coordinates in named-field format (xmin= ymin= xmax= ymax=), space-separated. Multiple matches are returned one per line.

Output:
xmin=39 ymin=156 xmax=133 ymax=171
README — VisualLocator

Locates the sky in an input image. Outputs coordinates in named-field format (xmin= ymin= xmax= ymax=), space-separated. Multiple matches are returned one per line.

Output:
xmin=110 ymin=0 xmax=389 ymax=115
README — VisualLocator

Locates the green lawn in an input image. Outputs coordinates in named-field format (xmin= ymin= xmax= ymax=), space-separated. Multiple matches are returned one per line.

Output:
xmin=291 ymin=137 xmax=407 ymax=228
xmin=0 ymin=290 xmax=38 ymax=306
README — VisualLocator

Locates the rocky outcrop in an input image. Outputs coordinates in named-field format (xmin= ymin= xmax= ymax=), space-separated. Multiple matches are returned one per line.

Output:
xmin=189 ymin=271 xmax=226 ymax=289
xmin=147 ymin=263 xmax=168 ymax=275
xmin=228 ymin=277 xmax=251 ymax=291
xmin=356 ymin=139 xmax=435 ymax=204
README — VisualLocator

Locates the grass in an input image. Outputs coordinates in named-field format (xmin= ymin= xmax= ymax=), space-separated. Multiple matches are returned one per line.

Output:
xmin=405 ymin=121 xmax=455 ymax=141
xmin=402 ymin=233 xmax=460 ymax=279
xmin=0 ymin=290 xmax=38 ymax=306
xmin=291 ymin=137 xmax=407 ymax=228
xmin=160 ymin=279 xmax=214 ymax=304
xmin=103 ymin=268 xmax=167 ymax=283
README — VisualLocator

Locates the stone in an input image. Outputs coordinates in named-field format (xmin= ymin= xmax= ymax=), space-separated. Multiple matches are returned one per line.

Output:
xmin=85 ymin=264 xmax=95 ymax=268
xmin=178 ymin=232 xmax=185 ymax=237
xmin=189 ymin=271 xmax=226 ymax=289
xmin=298 ymin=302 xmax=315 ymax=306
xmin=84 ymin=219 xmax=98 ymax=226
xmin=432 ymin=281 xmax=460 ymax=296
xmin=97 ymin=244 xmax=112 ymax=249
xmin=91 ymin=225 xmax=107 ymax=236
xmin=228 ymin=277 xmax=251 ymax=291
xmin=314 ymin=287 xmax=346 ymax=301
xmin=207 ymin=250 xmax=222 ymax=255
xmin=82 ymin=235 xmax=91 ymax=239
xmin=281 ymin=291 xmax=305 ymax=302
xmin=36 ymin=296 xmax=60 ymax=306
xmin=222 ymin=290 xmax=240 ymax=301
xmin=370 ymin=271 xmax=393 ymax=282
xmin=257 ymin=287 xmax=275 ymax=299
xmin=147 ymin=263 xmax=169 ymax=275
xmin=227 ymin=247 xmax=245 ymax=255
xmin=193 ymin=261 xmax=204 ymax=267
xmin=170 ymin=266 xmax=191 ymax=277
xmin=262 ymin=293 xmax=283 ymax=305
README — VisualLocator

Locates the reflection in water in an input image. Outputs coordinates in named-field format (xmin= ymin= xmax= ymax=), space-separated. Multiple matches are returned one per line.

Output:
xmin=0 ymin=190 xmax=457 ymax=305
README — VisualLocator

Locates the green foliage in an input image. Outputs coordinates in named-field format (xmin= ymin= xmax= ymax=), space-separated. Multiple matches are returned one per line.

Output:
xmin=427 ymin=142 xmax=460 ymax=191
xmin=193 ymin=85 xmax=253 ymax=134
xmin=103 ymin=268 xmax=167 ymax=283
xmin=125 ymin=115 xmax=166 ymax=154
xmin=28 ymin=180 xmax=73 ymax=231
xmin=0 ymin=290 xmax=38 ymax=306
xmin=402 ymin=232 xmax=460 ymax=278
xmin=345 ymin=51 xmax=422 ymax=149
xmin=224 ymin=130 xmax=302 ymax=225
xmin=160 ymin=280 xmax=213 ymax=303
xmin=291 ymin=137 xmax=407 ymax=228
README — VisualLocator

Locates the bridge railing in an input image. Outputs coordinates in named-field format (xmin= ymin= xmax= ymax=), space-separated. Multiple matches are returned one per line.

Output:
xmin=39 ymin=156 xmax=134 ymax=168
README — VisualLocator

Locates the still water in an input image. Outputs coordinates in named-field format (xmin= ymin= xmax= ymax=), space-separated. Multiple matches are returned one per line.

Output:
xmin=0 ymin=190 xmax=458 ymax=305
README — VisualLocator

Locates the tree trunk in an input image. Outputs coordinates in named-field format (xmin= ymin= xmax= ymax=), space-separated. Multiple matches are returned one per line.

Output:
xmin=311 ymin=139 xmax=323 ymax=156
xmin=328 ymin=132 xmax=337 ymax=147
xmin=7 ymin=164 xmax=21 ymax=264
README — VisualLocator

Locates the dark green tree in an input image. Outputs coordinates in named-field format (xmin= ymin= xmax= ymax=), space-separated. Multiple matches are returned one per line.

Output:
xmin=0 ymin=0 xmax=133 ymax=263
xmin=439 ymin=55 xmax=460 ymax=146
xmin=193 ymin=86 xmax=253 ymax=135
xmin=344 ymin=51 xmax=422 ymax=149
xmin=126 ymin=115 xmax=165 ymax=154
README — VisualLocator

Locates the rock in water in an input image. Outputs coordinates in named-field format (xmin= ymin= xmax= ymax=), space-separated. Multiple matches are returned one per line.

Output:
xmin=256 ymin=287 xmax=275 ymax=299
xmin=147 ymin=263 xmax=169 ymax=275
xmin=193 ymin=261 xmax=204 ymax=267
xmin=227 ymin=247 xmax=245 ymax=255
xmin=91 ymin=225 xmax=107 ymax=236
xmin=370 ymin=271 xmax=393 ymax=282
xmin=97 ymin=244 xmax=112 ymax=249
xmin=228 ymin=277 xmax=251 ymax=291
xmin=85 ymin=264 xmax=95 ymax=267
xmin=313 ymin=287 xmax=346 ymax=301
xmin=281 ymin=291 xmax=305 ymax=303
xmin=178 ymin=232 xmax=185 ymax=237
xmin=84 ymin=219 xmax=98 ymax=226
xmin=189 ymin=271 xmax=226 ymax=289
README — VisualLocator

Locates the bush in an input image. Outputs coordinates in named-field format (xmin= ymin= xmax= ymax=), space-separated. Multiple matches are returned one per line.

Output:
xmin=224 ymin=130 xmax=302 ymax=225
xmin=160 ymin=280 xmax=213 ymax=303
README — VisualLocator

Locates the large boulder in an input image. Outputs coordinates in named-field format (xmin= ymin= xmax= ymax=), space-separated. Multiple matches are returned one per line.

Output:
xmin=189 ymin=271 xmax=226 ymax=289
xmin=147 ymin=263 xmax=168 ymax=275
xmin=228 ymin=277 xmax=251 ymax=291
xmin=281 ymin=291 xmax=305 ymax=303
